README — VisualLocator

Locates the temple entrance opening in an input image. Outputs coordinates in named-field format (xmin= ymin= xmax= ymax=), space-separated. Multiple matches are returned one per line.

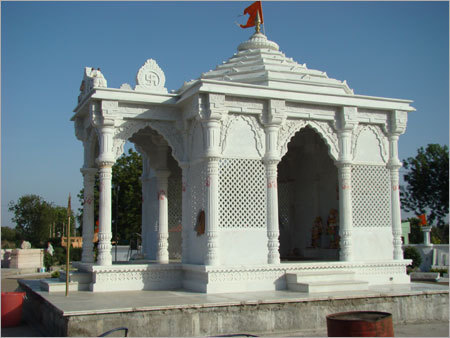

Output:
xmin=278 ymin=126 xmax=339 ymax=262
xmin=130 ymin=127 xmax=182 ymax=262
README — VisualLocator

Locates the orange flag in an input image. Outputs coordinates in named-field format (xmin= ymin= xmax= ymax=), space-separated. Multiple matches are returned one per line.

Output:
xmin=418 ymin=214 xmax=427 ymax=226
xmin=240 ymin=1 xmax=264 ymax=29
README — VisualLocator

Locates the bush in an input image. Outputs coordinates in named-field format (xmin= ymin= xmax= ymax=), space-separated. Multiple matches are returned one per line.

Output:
xmin=1 ymin=240 xmax=16 ymax=249
xmin=403 ymin=246 xmax=423 ymax=269
xmin=44 ymin=252 xmax=56 ymax=270
xmin=51 ymin=270 xmax=60 ymax=279
xmin=430 ymin=268 xmax=448 ymax=276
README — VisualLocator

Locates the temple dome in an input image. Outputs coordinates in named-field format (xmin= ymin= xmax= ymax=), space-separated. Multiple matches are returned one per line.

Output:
xmin=178 ymin=32 xmax=353 ymax=95
xmin=237 ymin=32 xmax=279 ymax=51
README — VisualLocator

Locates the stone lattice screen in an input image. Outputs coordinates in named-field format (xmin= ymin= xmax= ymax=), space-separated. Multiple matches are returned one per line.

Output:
xmin=189 ymin=162 xmax=206 ymax=229
xmin=168 ymin=176 xmax=182 ymax=230
xmin=351 ymin=165 xmax=392 ymax=227
xmin=219 ymin=158 xmax=267 ymax=228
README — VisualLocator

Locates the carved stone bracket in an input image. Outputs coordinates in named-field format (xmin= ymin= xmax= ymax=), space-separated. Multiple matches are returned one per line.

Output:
xmin=389 ymin=110 xmax=408 ymax=136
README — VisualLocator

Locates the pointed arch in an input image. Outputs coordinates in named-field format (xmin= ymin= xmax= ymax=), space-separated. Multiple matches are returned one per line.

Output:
xmin=112 ymin=119 xmax=184 ymax=164
xmin=278 ymin=119 xmax=339 ymax=161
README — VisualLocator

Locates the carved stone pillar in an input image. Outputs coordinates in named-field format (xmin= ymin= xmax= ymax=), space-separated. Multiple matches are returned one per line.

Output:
xmin=202 ymin=94 xmax=225 ymax=266
xmin=388 ymin=110 xmax=408 ymax=260
xmin=81 ymin=168 xmax=97 ymax=263
xmin=96 ymin=119 xmax=116 ymax=266
xmin=180 ymin=162 xmax=189 ymax=264
xmin=205 ymin=156 xmax=220 ymax=266
xmin=336 ymin=106 xmax=358 ymax=262
xmin=337 ymin=162 xmax=353 ymax=261
xmin=264 ymin=157 xmax=280 ymax=264
xmin=97 ymin=164 xmax=113 ymax=266
xmin=155 ymin=170 xmax=170 ymax=264
xmin=140 ymin=153 xmax=151 ymax=258
xmin=262 ymin=100 xmax=285 ymax=265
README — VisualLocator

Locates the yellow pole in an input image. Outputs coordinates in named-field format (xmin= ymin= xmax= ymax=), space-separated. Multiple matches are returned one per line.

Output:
xmin=66 ymin=194 xmax=71 ymax=297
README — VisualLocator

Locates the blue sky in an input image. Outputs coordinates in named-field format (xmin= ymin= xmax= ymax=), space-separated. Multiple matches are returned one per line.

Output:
xmin=2 ymin=1 xmax=449 ymax=227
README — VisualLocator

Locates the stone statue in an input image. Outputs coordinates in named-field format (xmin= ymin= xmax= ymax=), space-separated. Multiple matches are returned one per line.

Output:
xmin=311 ymin=216 xmax=323 ymax=248
xmin=47 ymin=242 xmax=54 ymax=256
xmin=327 ymin=209 xmax=340 ymax=249
xmin=20 ymin=240 xmax=31 ymax=249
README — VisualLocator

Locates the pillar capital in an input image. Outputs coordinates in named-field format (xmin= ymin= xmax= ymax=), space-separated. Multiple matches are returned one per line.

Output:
xmin=388 ymin=110 xmax=408 ymax=137
xmin=260 ymin=99 xmax=286 ymax=126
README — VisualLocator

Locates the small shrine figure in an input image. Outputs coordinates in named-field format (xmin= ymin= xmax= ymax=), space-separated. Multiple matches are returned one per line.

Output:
xmin=327 ymin=209 xmax=340 ymax=249
xmin=311 ymin=216 xmax=323 ymax=248
xmin=46 ymin=242 xmax=54 ymax=256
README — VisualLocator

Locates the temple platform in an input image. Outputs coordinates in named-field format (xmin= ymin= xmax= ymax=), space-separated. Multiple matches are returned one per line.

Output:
xmin=19 ymin=278 xmax=448 ymax=337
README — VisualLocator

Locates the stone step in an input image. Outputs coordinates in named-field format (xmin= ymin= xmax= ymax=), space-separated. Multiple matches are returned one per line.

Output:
xmin=59 ymin=270 xmax=92 ymax=284
xmin=286 ymin=270 xmax=356 ymax=284
xmin=40 ymin=278 xmax=90 ymax=293
xmin=288 ymin=279 xmax=369 ymax=293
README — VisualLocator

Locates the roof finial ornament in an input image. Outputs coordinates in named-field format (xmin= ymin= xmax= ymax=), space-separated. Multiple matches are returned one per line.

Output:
xmin=255 ymin=11 xmax=261 ymax=34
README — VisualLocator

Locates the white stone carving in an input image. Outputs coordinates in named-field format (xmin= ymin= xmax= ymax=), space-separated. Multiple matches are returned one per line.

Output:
xmin=135 ymin=59 xmax=168 ymax=93
xmin=114 ymin=119 xmax=184 ymax=163
xmin=278 ymin=119 xmax=339 ymax=161
xmin=221 ymin=115 xmax=264 ymax=158
xmin=218 ymin=158 xmax=266 ymax=228
xmin=351 ymin=165 xmax=392 ymax=227
xmin=120 ymin=83 xmax=133 ymax=90
xmin=78 ymin=67 xmax=107 ymax=103
xmin=352 ymin=124 xmax=388 ymax=163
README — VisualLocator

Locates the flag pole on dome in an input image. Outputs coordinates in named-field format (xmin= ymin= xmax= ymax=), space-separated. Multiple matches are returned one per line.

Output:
xmin=239 ymin=1 xmax=265 ymax=34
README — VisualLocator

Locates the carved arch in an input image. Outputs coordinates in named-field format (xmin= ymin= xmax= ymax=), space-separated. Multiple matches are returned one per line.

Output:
xmin=278 ymin=119 xmax=339 ymax=161
xmin=352 ymin=124 xmax=388 ymax=163
xmin=221 ymin=114 xmax=265 ymax=157
xmin=113 ymin=119 xmax=184 ymax=163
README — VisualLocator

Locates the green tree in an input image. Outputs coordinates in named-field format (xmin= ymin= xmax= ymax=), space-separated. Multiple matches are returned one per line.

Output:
xmin=400 ymin=144 xmax=449 ymax=226
xmin=1 ymin=226 xmax=20 ymax=248
xmin=78 ymin=148 xmax=142 ymax=243
xmin=51 ymin=206 xmax=77 ymax=238
xmin=8 ymin=195 xmax=54 ymax=247
xmin=8 ymin=195 xmax=76 ymax=247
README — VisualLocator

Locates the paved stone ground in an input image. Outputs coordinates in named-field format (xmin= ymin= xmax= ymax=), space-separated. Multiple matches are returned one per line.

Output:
xmin=1 ymin=269 xmax=51 ymax=292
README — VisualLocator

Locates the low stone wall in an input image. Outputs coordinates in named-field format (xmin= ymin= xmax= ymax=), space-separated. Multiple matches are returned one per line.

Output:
xmin=8 ymin=249 xmax=44 ymax=270
xmin=70 ymin=294 xmax=449 ymax=337
xmin=405 ymin=244 xmax=449 ymax=271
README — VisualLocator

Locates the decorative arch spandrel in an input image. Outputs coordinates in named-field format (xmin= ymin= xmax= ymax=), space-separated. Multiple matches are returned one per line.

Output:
xmin=351 ymin=124 xmax=389 ymax=164
xmin=220 ymin=114 xmax=265 ymax=158
xmin=112 ymin=119 xmax=184 ymax=163
xmin=278 ymin=119 xmax=339 ymax=161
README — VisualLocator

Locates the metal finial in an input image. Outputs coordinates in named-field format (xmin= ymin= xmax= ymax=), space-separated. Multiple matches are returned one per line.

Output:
xmin=255 ymin=11 xmax=261 ymax=34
